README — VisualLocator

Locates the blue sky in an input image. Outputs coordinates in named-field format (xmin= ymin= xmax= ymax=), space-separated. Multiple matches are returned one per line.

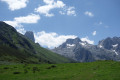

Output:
xmin=0 ymin=0 xmax=120 ymax=48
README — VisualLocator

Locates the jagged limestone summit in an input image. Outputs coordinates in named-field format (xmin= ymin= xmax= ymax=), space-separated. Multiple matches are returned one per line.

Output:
xmin=53 ymin=37 xmax=120 ymax=62
xmin=24 ymin=31 xmax=35 ymax=42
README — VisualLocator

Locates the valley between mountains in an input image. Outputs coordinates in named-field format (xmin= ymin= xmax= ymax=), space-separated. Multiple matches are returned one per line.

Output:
xmin=0 ymin=21 xmax=120 ymax=80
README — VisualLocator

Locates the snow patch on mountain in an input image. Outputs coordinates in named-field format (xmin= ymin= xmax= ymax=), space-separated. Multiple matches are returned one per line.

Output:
xmin=99 ymin=45 xmax=103 ymax=48
xmin=112 ymin=44 xmax=118 ymax=48
xmin=67 ymin=44 xmax=75 ymax=48
xmin=79 ymin=42 xmax=86 ymax=46
xmin=112 ymin=50 xmax=118 ymax=55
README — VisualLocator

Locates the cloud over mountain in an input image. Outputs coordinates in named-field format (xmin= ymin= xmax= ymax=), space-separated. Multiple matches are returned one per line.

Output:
xmin=81 ymin=36 xmax=94 ymax=44
xmin=34 ymin=31 xmax=77 ymax=48
xmin=5 ymin=14 xmax=40 ymax=27
xmin=5 ymin=14 xmax=40 ymax=34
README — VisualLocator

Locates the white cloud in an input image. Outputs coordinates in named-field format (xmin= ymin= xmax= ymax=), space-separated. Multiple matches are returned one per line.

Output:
xmin=4 ymin=14 xmax=40 ymax=34
xmin=66 ymin=7 xmax=76 ymax=16
xmin=4 ymin=21 xmax=26 ymax=34
xmin=35 ymin=0 xmax=76 ymax=17
xmin=5 ymin=14 xmax=40 ymax=27
xmin=35 ymin=5 xmax=54 ymax=17
xmin=59 ymin=11 xmax=65 ymax=15
xmin=35 ymin=0 xmax=65 ymax=17
xmin=43 ymin=0 xmax=54 ymax=4
xmin=34 ymin=31 xmax=77 ymax=48
xmin=81 ymin=36 xmax=94 ymax=44
xmin=1 ymin=0 xmax=29 ymax=11
xmin=4 ymin=21 xmax=21 ymax=27
xmin=59 ymin=7 xmax=76 ymax=16
xmin=16 ymin=27 xmax=26 ymax=34
xmin=14 ymin=14 xmax=40 ymax=24
xmin=92 ymin=31 xmax=96 ymax=36
xmin=84 ymin=11 xmax=94 ymax=17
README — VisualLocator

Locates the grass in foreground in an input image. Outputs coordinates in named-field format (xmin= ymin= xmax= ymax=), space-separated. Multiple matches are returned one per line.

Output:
xmin=0 ymin=60 xmax=120 ymax=80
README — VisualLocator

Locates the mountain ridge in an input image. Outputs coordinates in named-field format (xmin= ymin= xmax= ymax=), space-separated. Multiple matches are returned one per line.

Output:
xmin=52 ymin=37 xmax=120 ymax=62
xmin=0 ymin=21 xmax=74 ymax=64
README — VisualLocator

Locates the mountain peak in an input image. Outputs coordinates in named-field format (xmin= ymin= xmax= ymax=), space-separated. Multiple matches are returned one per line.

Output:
xmin=0 ymin=21 xmax=5 ymax=24
xmin=24 ymin=31 xmax=35 ymax=42
xmin=66 ymin=37 xmax=81 ymax=44
xmin=98 ymin=36 xmax=120 ymax=50
xmin=74 ymin=37 xmax=81 ymax=42
xmin=0 ymin=21 xmax=17 ymax=32
xmin=53 ymin=36 xmax=120 ymax=62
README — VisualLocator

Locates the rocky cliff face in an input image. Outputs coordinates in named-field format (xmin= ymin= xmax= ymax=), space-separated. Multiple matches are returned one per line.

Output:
xmin=52 ymin=37 xmax=120 ymax=62
xmin=98 ymin=37 xmax=120 ymax=56
xmin=24 ymin=31 xmax=35 ymax=42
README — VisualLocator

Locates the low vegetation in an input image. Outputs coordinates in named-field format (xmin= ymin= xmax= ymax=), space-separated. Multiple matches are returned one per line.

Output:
xmin=0 ymin=60 xmax=120 ymax=80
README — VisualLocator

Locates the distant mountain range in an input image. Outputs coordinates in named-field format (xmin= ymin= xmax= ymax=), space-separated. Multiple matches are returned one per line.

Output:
xmin=1 ymin=21 xmax=120 ymax=64
xmin=52 ymin=37 xmax=120 ymax=62
xmin=0 ymin=21 xmax=73 ymax=64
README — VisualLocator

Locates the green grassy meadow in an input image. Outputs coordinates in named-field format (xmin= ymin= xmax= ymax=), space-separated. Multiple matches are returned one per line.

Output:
xmin=0 ymin=60 xmax=120 ymax=80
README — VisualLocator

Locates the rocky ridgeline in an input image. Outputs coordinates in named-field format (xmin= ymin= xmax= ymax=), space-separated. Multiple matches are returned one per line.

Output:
xmin=24 ymin=31 xmax=35 ymax=42
xmin=52 ymin=37 xmax=120 ymax=62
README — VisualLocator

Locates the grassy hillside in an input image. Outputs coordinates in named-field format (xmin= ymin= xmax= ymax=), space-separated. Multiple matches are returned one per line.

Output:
xmin=0 ymin=44 xmax=44 ymax=64
xmin=0 ymin=21 xmax=73 ymax=64
xmin=0 ymin=60 xmax=120 ymax=80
